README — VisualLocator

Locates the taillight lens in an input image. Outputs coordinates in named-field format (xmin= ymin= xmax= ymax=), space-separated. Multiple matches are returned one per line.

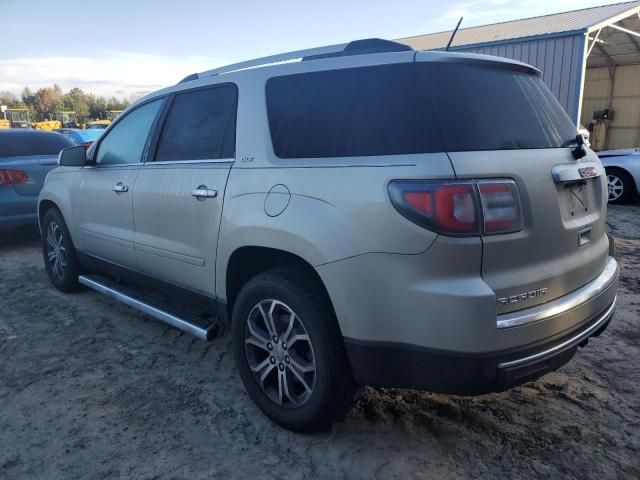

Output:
xmin=478 ymin=180 xmax=523 ymax=234
xmin=0 ymin=169 xmax=28 ymax=186
xmin=389 ymin=179 xmax=523 ymax=237
xmin=389 ymin=180 xmax=481 ymax=235
xmin=82 ymin=141 xmax=93 ymax=149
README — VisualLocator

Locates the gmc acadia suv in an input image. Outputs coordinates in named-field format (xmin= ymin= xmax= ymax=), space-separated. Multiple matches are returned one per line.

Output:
xmin=39 ymin=39 xmax=619 ymax=432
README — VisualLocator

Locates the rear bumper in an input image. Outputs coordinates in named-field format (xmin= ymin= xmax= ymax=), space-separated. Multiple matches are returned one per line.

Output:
xmin=0 ymin=212 xmax=38 ymax=230
xmin=344 ymin=257 xmax=619 ymax=394
xmin=0 ymin=190 xmax=38 ymax=230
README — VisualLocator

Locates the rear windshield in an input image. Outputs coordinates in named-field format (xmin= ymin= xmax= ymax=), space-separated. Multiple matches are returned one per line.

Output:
xmin=0 ymin=132 xmax=74 ymax=158
xmin=266 ymin=62 xmax=578 ymax=158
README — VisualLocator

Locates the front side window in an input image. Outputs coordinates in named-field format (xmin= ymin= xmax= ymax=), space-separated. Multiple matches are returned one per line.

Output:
xmin=154 ymin=85 xmax=237 ymax=162
xmin=95 ymin=99 xmax=162 ymax=165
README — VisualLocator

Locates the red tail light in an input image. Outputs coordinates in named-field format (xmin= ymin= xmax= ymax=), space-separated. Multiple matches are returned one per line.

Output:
xmin=389 ymin=179 xmax=522 ymax=237
xmin=82 ymin=141 xmax=93 ymax=149
xmin=0 ymin=169 xmax=28 ymax=186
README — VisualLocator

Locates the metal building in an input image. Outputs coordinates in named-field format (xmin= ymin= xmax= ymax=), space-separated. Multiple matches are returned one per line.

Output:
xmin=398 ymin=1 xmax=640 ymax=150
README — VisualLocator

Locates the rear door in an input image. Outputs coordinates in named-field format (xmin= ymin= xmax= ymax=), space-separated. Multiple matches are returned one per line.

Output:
xmin=132 ymin=84 xmax=237 ymax=296
xmin=416 ymin=55 xmax=609 ymax=314
xmin=75 ymin=99 xmax=164 ymax=269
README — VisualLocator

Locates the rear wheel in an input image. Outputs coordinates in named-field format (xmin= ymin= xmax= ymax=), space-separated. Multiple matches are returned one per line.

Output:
xmin=231 ymin=268 xmax=355 ymax=432
xmin=41 ymin=208 xmax=80 ymax=292
xmin=606 ymin=168 xmax=636 ymax=204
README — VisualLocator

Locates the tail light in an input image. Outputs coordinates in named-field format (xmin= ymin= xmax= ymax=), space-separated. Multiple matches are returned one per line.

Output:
xmin=0 ymin=169 xmax=28 ymax=186
xmin=82 ymin=141 xmax=93 ymax=149
xmin=478 ymin=180 xmax=523 ymax=234
xmin=388 ymin=179 xmax=523 ymax=237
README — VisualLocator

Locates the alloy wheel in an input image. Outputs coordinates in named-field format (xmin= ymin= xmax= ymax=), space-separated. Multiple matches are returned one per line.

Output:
xmin=607 ymin=174 xmax=624 ymax=202
xmin=244 ymin=299 xmax=316 ymax=408
xmin=46 ymin=221 xmax=67 ymax=280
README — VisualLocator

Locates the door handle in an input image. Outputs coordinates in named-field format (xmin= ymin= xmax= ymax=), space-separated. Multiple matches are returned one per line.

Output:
xmin=191 ymin=187 xmax=218 ymax=199
xmin=112 ymin=183 xmax=129 ymax=193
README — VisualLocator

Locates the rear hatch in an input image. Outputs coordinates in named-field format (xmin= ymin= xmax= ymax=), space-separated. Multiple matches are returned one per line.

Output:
xmin=416 ymin=53 xmax=609 ymax=314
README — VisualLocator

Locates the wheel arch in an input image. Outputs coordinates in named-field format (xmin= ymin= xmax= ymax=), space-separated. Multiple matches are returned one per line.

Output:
xmin=224 ymin=246 xmax=338 ymax=328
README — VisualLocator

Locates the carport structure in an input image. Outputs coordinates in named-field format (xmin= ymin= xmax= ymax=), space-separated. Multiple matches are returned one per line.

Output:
xmin=398 ymin=1 xmax=640 ymax=150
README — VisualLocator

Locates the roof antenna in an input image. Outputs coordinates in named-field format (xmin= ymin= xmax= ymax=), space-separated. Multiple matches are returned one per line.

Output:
xmin=445 ymin=17 xmax=464 ymax=51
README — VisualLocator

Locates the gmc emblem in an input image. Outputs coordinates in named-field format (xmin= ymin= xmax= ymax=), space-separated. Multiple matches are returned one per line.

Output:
xmin=578 ymin=166 xmax=597 ymax=179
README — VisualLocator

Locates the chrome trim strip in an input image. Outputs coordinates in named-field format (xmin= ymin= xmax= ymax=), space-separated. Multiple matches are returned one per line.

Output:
xmin=551 ymin=161 xmax=604 ymax=183
xmin=147 ymin=159 xmax=234 ymax=165
xmin=79 ymin=275 xmax=209 ymax=340
xmin=498 ymin=297 xmax=616 ymax=369
xmin=497 ymin=257 xmax=618 ymax=329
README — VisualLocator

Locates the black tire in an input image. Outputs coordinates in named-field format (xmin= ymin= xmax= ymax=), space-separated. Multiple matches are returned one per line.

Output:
xmin=231 ymin=268 xmax=355 ymax=432
xmin=606 ymin=168 xmax=636 ymax=204
xmin=41 ymin=208 xmax=81 ymax=292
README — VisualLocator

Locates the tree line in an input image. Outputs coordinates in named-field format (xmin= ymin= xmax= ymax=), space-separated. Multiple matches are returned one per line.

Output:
xmin=0 ymin=85 xmax=133 ymax=123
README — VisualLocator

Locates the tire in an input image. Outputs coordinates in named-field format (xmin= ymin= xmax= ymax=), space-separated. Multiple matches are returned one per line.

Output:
xmin=606 ymin=168 xmax=636 ymax=204
xmin=41 ymin=208 xmax=81 ymax=292
xmin=231 ymin=268 xmax=355 ymax=432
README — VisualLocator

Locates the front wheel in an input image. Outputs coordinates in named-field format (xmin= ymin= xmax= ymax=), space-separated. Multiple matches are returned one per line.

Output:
xmin=231 ymin=268 xmax=355 ymax=432
xmin=41 ymin=208 xmax=80 ymax=292
xmin=606 ymin=169 xmax=636 ymax=204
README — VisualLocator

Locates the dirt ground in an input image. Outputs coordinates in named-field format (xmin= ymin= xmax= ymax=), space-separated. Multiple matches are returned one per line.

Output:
xmin=1 ymin=205 xmax=639 ymax=480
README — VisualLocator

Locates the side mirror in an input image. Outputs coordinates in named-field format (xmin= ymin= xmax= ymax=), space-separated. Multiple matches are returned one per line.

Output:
xmin=58 ymin=145 xmax=86 ymax=166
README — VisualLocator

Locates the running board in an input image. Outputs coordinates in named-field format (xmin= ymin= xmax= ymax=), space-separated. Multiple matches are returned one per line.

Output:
xmin=78 ymin=274 xmax=218 ymax=340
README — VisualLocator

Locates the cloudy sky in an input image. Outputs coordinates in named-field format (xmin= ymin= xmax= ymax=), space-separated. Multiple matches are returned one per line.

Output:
xmin=0 ymin=0 xmax=626 ymax=99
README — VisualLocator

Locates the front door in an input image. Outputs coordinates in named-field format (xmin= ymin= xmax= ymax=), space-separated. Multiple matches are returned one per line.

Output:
xmin=75 ymin=99 xmax=164 ymax=269
xmin=133 ymin=84 xmax=237 ymax=296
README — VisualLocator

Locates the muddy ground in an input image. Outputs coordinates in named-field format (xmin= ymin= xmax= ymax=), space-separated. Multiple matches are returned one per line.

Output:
xmin=1 ymin=205 xmax=639 ymax=480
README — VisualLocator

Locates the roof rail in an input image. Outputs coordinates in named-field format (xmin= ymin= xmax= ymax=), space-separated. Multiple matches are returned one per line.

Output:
xmin=178 ymin=38 xmax=413 ymax=83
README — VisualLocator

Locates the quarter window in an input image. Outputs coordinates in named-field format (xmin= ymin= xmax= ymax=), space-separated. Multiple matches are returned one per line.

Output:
xmin=154 ymin=85 xmax=237 ymax=162
xmin=95 ymin=99 xmax=163 ymax=165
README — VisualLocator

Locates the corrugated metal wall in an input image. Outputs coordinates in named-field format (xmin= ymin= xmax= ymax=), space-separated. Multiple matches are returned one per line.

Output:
xmin=581 ymin=65 xmax=640 ymax=149
xmin=456 ymin=34 xmax=585 ymax=123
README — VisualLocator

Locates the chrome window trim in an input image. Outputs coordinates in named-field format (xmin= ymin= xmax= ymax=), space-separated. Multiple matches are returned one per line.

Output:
xmin=497 ymin=257 xmax=618 ymax=329
xmin=147 ymin=158 xmax=234 ymax=165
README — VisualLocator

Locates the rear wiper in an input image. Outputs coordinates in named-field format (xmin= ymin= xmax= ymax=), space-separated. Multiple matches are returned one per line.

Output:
xmin=565 ymin=134 xmax=587 ymax=159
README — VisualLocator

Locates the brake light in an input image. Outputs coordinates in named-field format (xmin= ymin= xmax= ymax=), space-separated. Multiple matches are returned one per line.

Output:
xmin=388 ymin=179 xmax=523 ymax=237
xmin=0 ymin=169 xmax=28 ymax=186
xmin=82 ymin=141 xmax=93 ymax=149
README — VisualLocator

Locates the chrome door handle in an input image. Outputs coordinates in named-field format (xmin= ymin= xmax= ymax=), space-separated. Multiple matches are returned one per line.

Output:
xmin=112 ymin=183 xmax=129 ymax=193
xmin=191 ymin=188 xmax=218 ymax=199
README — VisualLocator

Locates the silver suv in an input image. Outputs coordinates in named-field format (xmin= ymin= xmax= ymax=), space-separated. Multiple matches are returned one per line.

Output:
xmin=39 ymin=39 xmax=619 ymax=432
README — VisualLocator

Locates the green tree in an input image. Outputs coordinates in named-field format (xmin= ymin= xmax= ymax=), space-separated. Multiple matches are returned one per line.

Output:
xmin=61 ymin=87 xmax=90 ymax=123
xmin=0 ymin=91 xmax=27 ymax=109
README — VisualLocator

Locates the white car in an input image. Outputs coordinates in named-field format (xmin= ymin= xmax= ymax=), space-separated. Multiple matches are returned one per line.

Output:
xmin=597 ymin=148 xmax=640 ymax=203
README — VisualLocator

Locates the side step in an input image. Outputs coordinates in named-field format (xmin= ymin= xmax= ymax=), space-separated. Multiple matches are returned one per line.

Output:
xmin=78 ymin=274 xmax=218 ymax=340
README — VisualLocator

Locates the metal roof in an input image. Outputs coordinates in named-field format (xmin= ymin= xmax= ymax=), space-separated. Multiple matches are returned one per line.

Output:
xmin=398 ymin=1 xmax=640 ymax=50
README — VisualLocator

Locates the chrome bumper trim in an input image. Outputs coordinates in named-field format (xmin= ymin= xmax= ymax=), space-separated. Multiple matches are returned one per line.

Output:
xmin=497 ymin=257 xmax=619 ymax=330
xmin=498 ymin=296 xmax=616 ymax=369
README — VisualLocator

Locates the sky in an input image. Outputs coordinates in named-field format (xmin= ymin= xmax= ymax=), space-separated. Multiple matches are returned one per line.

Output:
xmin=0 ymin=0 xmax=627 ymax=99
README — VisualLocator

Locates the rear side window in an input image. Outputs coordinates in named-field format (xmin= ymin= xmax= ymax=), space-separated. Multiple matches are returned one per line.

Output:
xmin=266 ymin=62 xmax=578 ymax=158
xmin=266 ymin=64 xmax=443 ymax=158
xmin=0 ymin=132 xmax=74 ymax=158
xmin=154 ymin=85 xmax=237 ymax=161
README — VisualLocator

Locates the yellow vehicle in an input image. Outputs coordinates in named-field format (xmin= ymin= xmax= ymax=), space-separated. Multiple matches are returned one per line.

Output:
xmin=32 ymin=111 xmax=80 ymax=131
xmin=86 ymin=110 xmax=122 ymax=129
xmin=0 ymin=107 xmax=31 ymax=129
